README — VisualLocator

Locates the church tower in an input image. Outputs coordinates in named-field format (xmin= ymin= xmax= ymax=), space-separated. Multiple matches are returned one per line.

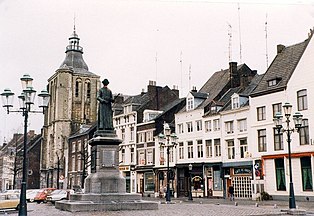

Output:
xmin=41 ymin=26 xmax=100 ymax=188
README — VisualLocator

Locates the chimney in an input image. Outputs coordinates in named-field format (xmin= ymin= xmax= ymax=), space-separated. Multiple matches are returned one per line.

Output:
xmin=172 ymin=85 xmax=179 ymax=98
xmin=191 ymin=86 xmax=197 ymax=92
xmin=240 ymin=74 xmax=249 ymax=88
xmin=229 ymin=62 xmax=240 ymax=88
xmin=277 ymin=44 xmax=285 ymax=54
xmin=147 ymin=80 xmax=157 ymax=96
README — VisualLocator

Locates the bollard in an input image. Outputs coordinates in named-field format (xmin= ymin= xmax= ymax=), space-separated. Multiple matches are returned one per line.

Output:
xmin=255 ymin=203 xmax=259 ymax=207
xmin=235 ymin=202 xmax=238 ymax=206
xmin=274 ymin=204 xmax=277 ymax=209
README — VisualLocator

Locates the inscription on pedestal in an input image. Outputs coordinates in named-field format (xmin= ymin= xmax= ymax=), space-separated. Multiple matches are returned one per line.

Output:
xmin=101 ymin=150 xmax=115 ymax=167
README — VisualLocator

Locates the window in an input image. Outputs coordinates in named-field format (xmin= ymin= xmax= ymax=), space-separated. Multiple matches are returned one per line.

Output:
xmin=205 ymin=140 xmax=212 ymax=158
xmin=213 ymin=119 xmax=220 ymax=131
xmin=275 ymin=158 xmax=286 ymax=191
xmin=130 ymin=148 xmax=134 ymax=163
xmin=72 ymin=142 xmax=76 ymax=153
xmin=268 ymin=79 xmax=280 ymax=87
xmin=160 ymin=146 xmax=164 ymax=165
xmin=272 ymin=103 xmax=282 ymax=117
xmin=238 ymin=119 xmax=247 ymax=132
xmin=178 ymin=142 xmax=184 ymax=159
xmin=197 ymin=140 xmax=203 ymax=158
xmin=205 ymin=120 xmax=212 ymax=132
xmin=187 ymin=122 xmax=193 ymax=133
xmin=300 ymin=157 xmax=313 ymax=191
xmin=214 ymin=139 xmax=221 ymax=157
xmin=225 ymin=121 xmax=234 ymax=134
xmin=297 ymin=89 xmax=308 ymax=111
xmin=258 ymin=129 xmax=267 ymax=152
xmin=274 ymin=128 xmax=283 ymax=150
xmin=146 ymin=149 xmax=153 ymax=165
xmin=77 ymin=155 xmax=81 ymax=171
xmin=196 ymin=120 xmax=202 ymax=131
xmin=178 ymin=124 xmax=184 ymax=134
xmin=187 ymin=141 xmax=193 ymax=159
xmin=71 ymin=155 xmax=75 ymax=171
xmin=121 ymin=128 xmax=125 ymax=141
xmin=257 ymin=106 xmax=266 ymax=121
xmin=146 ymin=131 xmax=153 ymax=142
xmin=121 ymin=148 xmax=125 ymax=163
xmin=299 ymin=119 xmax=309 ymax=145
xmin=239 ymin=138 xmax=248 ymax=158
xmin=169 ymin=148 xmax=174 ymax=163
xmin=77 ymin=140 xmax=82 ymax=152
xmin=232 ymin=97 xmax=239 ymax=109
xmin=187 ymin=97 xmax=194 ymax=110
xmin=138 ymin=151 xmax=145 ymax=165
xmin=138 ymin=132 xmax=145 ymax=143
xmin=86 ymin=82 xmax=91 ymax=99
xmin=227 ymin=140 xmax=235 ymax=159
xmin=75 ymin=79 xmax=81 ymax=97
xmin=130 ymin=127 xmax=135 ymax=142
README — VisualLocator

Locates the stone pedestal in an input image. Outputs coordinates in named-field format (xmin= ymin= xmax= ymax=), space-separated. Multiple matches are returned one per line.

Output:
xmin=55 ymin=130 xmax=158 ymax=212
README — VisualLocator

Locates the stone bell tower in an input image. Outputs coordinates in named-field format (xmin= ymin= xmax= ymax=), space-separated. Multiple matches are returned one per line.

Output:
xmin=40 ymin=26 xmax=100 ymax=189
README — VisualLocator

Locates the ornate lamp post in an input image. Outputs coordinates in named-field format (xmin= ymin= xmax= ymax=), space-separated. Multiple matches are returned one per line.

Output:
xmin=273 ymin=102 xmax=303 ymax=210
xmin=188 ymin=163 xmax=193 ymax=201
xmin=159 ymin=123 xmax=177 ymax=203
xmin=1 ymin=74 xmax=50 ymax=216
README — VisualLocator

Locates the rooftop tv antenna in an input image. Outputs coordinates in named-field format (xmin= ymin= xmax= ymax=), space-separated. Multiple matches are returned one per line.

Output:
xmin=238 ymin=3 xmax=242 ymax=63
xmin=265 ymin=13 xmax=269 ymax=69
xmin=180 ymin=51 xmax=183 ymax=96
xmin=228 ymin=23 xmax=232 ymax=62
xmin=188 ymin=64 xmax=192 ymax=91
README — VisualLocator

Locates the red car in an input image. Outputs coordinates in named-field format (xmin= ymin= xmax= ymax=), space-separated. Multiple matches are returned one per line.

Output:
xmin=34 ymin=188 xmax=56 ymax=203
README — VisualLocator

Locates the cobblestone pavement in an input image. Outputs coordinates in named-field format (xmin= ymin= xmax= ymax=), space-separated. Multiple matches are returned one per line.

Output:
xmin=1 ymin=197 xmax=314 ymax=216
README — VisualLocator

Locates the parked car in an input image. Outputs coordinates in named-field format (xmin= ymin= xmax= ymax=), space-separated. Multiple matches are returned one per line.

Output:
xmin=2 ymin=190 xmax=20 ymax=194
xmin=34 ymin=188 xmax=56 ymax=203
xmin=26 ymin=189 xmax=41 ymax=202
xmin=0 ymin=193 xmax=20 ymax=210
xmin=46 ymin=189 xmax=74 ymax=204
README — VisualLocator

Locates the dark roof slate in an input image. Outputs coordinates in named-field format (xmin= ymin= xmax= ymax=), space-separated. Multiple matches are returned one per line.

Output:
xmin=251 ymin=38 xmax=310 ymax=97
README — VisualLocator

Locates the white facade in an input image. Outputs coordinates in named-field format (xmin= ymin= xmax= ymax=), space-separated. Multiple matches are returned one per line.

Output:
xmin=249 ymin=33 xmax=314 ymax=200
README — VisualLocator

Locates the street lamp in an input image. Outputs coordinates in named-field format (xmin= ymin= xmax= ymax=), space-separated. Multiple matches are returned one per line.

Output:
xmin=1 ymin=74 xmax=50 ymax=216
xmin=159 ymin=122 xmax=177 ymax=203
xmin=188 ymin=163 xmax=193 ymax=201
xmin=273 ymin=102 xmax=303 ymax=210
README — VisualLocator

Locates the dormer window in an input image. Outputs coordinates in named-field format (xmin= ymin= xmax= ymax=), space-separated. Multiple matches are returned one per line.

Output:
xmin=268 ymin=77 xmax=282 ymax=87
xmin=232 ymin=97 xmax=239 ymax=109
xmin=187 ymin=97 xmax=194 ymax=111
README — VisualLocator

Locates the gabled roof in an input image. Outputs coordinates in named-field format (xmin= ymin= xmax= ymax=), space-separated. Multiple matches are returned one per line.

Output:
xmin=220 ymin=74 xmax=263 ymax=112
xmin=123 ymin=93 xmax=150 ymax=108
xmin=199 ymin=64 xmax=249 ymax=108
xmin=251 ymin=37 xmax=311 ymax=97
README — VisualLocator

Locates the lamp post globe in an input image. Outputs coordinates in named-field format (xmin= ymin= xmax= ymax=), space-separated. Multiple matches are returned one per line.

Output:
xmin=1 ymin=74 xmax=50 ymax=216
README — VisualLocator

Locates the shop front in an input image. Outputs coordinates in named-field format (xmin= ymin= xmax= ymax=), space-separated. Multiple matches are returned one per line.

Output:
xmin=136 ymin=168 xmax=155 ymax=197
xmin=222 ymin=161 xmax=253 ymax=199
xmin=204 ymin=163 xmax=223 ymax=198
xmin=155 ymin=168 xmax=176 ymax=198
xmin=176 ymin=163 xmax=204 ymax=198
xmin=119 ymin=165 xmax=131 ymax=193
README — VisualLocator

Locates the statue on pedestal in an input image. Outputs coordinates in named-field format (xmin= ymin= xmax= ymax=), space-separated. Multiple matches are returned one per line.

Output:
xmin=97 ymin=79 xmax=114 ymax=131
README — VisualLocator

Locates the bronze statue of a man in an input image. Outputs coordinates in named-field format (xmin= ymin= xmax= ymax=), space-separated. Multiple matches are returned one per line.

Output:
xmin=97 ymin=79 xmax=114 ymax=130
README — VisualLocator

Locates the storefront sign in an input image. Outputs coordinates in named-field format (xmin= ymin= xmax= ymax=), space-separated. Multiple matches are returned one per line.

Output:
xmin=119 ymin=166 xmax=130 ymax=171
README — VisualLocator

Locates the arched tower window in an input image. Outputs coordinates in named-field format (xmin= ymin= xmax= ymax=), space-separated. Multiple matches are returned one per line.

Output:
xmin=86 ymin=80 xmax=91 ymax=99
xmin=75 ymin=79 xmax=82 ymax=97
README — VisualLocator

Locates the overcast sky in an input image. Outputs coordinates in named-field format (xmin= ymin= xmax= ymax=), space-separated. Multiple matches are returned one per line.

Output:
xmin=1 ymin=0 xmax=314 ymax=142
